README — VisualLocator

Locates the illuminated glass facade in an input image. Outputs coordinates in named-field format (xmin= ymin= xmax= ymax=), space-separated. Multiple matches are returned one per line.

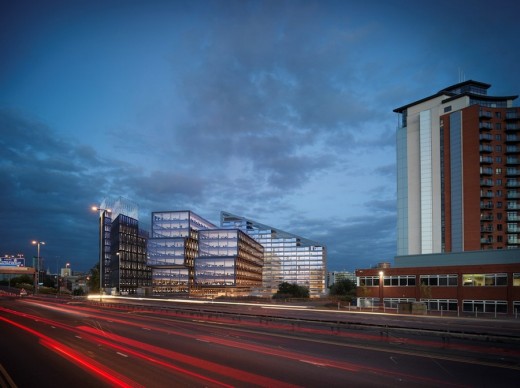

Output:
xmin=148 ymin=211 xmax=215 ymax=294
xmin=148 ymin=210 xmax=263 ymax=297
xmin=195 ymin=229 xmax=263 ymax=294
xmin=220 ymin=211 xmax=327 ymax=297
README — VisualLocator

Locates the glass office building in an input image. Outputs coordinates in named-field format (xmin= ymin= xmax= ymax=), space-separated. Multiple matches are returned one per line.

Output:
xmin=220 ymin=211 xmax=327 ymax=297
xmin=148 ymin=211 xmax=216 ymax=294
xmin=195 ymin=229 xmax=263 ymax=296
xmin=109 ymin=214 xmax=151 ymax=295
xmin=148 ymin=210 xmax=263 ymax=297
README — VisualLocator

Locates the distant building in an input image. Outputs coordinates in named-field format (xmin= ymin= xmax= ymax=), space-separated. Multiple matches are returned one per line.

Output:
xmin=220 ymin=211 xmax=327 ymax=297
xmin=394 ymin=80 xmax=520 ymax=255
xmin=327 ymin=271 xmax=356 ymax=288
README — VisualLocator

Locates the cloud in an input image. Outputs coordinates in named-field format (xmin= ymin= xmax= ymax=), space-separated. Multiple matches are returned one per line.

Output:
xmin=0 ymin=109 xmax=125 ymax=269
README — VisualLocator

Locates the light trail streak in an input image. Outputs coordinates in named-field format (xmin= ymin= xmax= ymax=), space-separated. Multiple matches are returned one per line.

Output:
xmin=20 ymin=300 xmax=91 ymax=317
xmin=78 ymin=325 xmax=300 ymax=388
xmin=88 ymin=294 xmax=311 ymax=309
xmin=0 ymin=315 xmax=142 ymax=388
xmin=1 ymin=306 xmax=297 ymax=387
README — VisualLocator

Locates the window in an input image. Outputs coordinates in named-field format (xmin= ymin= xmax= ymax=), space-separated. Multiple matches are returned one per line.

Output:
xmin=498 ymin=213 xmax=503 ymax=220
xmin=444 ymin=106 xmax=452 ymax=113
xmin=497 ymin=202 xmax=503 ymax=209
xmin=495 ymin=134 xmax=502 ymax=140
xmin=383 ymin=275 xmax=416 ymax=286
xmin=496 ymin=180 xmax=502 ymax=186
xmin=462 ymin=273 xmax=507 ymax=286
xmin=358 ymin=298 xmax=380 ymax=308
xmin=359 ymin=276 xmax=379 ymax=286
xmin=514 ymin=273 xmax=520 ymax=286
xmin=497 ymin=223 xmax=503 ymax=231
xmin=495 ymin=123 xmax=502 ymax=130
xmin=422 ymin=299 xmax=458 ymax=311
xmin=383 ymin=298 xmax=415 ymax=309
xmin=463 ymin=300 xmax=507 ymax=314
xmin=496 ymin=168 xmax=502 ymax=175
xmin=495 ymin=112 xmax=502 ymax=119
xmin=420 ymin=274 xmax=457 ymax=286
xmin=496 ymin=145 xmax=502 ymax=152
xmin=496 ymin=157 xmax=502 ymax=163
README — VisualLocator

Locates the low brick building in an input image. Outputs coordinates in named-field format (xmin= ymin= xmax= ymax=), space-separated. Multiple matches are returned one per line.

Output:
xmin=356 ymin=250 xmax=520 ymax=316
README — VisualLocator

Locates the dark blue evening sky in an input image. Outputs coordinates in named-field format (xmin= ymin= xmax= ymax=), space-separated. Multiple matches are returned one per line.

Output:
xmin=1 ymin=0 xmax=520 ymax=272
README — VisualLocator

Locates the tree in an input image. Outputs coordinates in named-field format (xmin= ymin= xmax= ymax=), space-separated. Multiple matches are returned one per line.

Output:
xmin=329 ymin=279 xmax=357 ymax=302
xmin=10 ymin=275 xmax=33 ymax=287
xmin=88 ymin=263 xmax=100 ymax=293
xmin=273 ymin=282 xmax=309 ymax=299
xmin=420 ymin=283 xmax=432 ymax=300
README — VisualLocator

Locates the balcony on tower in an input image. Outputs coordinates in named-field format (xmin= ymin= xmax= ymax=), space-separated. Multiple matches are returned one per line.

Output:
xmin=480 ymin=236 xmax=494 ymax=244
xmin=506 ymin=123 xmax=519 ymax=131
xmin=506 ymin=145 xmax=520 ymax=154
xmin=479 ymin=144 xmax=493 ymax=153
xmin=507 ymin=179 xmax=520 ymax=188
xmin=480 ymin=190 xmax=494 ymax=198
xmin=507 ymin=191 xmax=520 ymax=199
xmin=507 ymin=235 xmax=519 ymax=244
xmin=480 ymin=167 xmax=493 ymax=175
xmin=506 ymin=157 xmax=520 ymax=165
xmin=507 ymin=213 xmax=520 ymax=221
xmin=479 ymin=110 xmax=492 ymax=119
xmin=480 ymin=213 xmax=494 ymax=221
xmin=480 ymin=225 xmax=494 ymax=233
xmin=506 ymin=134 xmax=520 ymax=143
xmin=506 ymin=168 xmax=520 ymax=176
xmin=479 ymin=122 xmax=493 ymax=131
xmin=479 ymin=133 xmax=493 ymax=142
xmin=480 ymin=156 xmax=493 ymax=164
xmin=480 ymin=178 xmax=494 ymax=187
xmin=507 ymin=224 xmax=520 ymax=233
xmin=506 ymin=110 xmax=519 ymax=121
xmin=507 ymin=201 xmax=520 ymax=209
xmin=480 ymin=201 xmax=494 ymax=209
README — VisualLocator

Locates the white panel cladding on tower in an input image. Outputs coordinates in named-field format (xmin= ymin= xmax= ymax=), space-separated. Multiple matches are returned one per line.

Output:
xmin=419 ymin=110 xmax=433 ymax=253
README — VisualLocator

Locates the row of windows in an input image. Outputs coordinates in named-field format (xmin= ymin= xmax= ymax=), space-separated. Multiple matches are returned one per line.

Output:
xmin=359 ymin=273 xmax=520 ymax=287
xmin=420 ymin=274 xmax=458 ymax=286
xmin=358 ymin=298 xmax=516 ymax=313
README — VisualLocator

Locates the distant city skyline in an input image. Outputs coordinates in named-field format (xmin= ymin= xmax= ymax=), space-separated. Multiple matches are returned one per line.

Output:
xmin=1 ymin=0 xmax=520 ymax=272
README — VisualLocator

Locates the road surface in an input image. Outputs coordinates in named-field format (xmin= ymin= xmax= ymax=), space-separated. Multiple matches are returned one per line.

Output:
xmin=1 ymin=295 xmax=519 ymax=387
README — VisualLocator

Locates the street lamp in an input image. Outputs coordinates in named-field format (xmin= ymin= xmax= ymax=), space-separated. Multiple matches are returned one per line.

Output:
xmin=379 ymin=271 xmax=384 ymax=310
xmin=92 ymin=206 xmax=111 ymax=301
xmin=32 ymin=240 xmax=45 ymax=294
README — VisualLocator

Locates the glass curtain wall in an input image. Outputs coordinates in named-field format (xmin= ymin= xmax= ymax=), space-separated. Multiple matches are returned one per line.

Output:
xmin=220 ymin=211 xmax=326 ymax=297
xmin=149 ymin=211 xmax=215 ymax=294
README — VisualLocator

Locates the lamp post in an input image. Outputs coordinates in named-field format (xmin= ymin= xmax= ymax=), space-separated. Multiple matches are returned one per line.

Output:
xmin=32 ymin=240 xmax=45 ymax=294
xmin=379 ymin=271 xmax=384 ymax=310
xmin=92 ymin=206 xmax=111 ymax=301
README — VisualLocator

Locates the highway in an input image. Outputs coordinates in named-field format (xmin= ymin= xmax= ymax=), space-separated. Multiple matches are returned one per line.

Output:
xmin=1 ymin=295 xmax=519 ymax=387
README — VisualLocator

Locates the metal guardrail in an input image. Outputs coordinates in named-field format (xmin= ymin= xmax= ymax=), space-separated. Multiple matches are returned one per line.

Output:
xmin=86 ymin=300 xmax=520 ymax=344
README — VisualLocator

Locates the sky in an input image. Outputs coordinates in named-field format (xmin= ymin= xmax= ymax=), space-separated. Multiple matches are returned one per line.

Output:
xmin=2 ymin=0 xmax=520 ymax=273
